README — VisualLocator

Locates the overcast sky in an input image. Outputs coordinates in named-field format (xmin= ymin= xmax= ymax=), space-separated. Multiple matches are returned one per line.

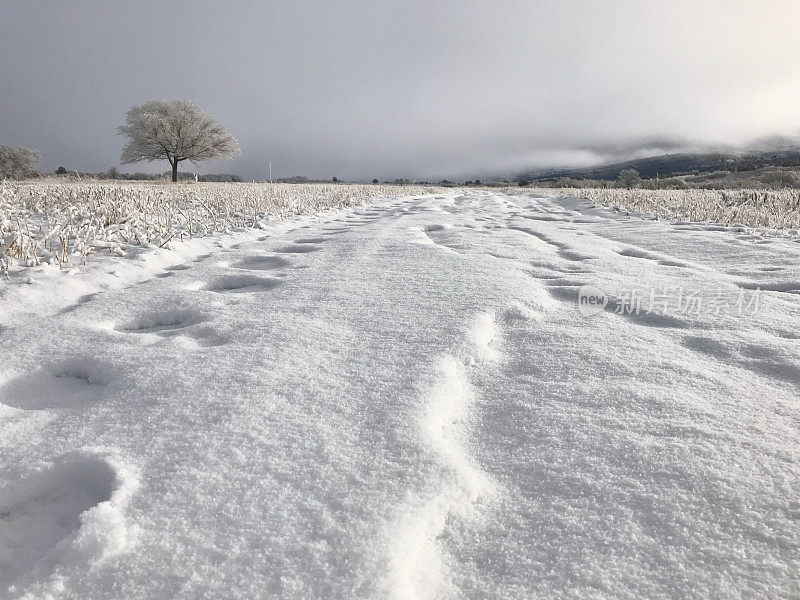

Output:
xmin=2 ymin=0 xmax=800 ymax=181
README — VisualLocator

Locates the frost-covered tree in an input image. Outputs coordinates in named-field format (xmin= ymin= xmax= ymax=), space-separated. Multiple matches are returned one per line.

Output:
xmin=118 ymin=100 xmax=240 ymax=183
xmin=0 ymin=145 xmax=40 ymax=179
xmin=617 ymin=169 xmax=642 ymax=189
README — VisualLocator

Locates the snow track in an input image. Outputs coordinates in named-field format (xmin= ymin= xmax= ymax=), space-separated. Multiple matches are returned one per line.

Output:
xmin=1 ymin=191 xmax=799 ymax=598
xmin=385 ymin=314 xmax=498 ymax=599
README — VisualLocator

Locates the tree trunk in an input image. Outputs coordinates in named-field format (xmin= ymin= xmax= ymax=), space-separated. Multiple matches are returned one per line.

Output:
xmin=171 ymin=160 xmax=178 ymax=183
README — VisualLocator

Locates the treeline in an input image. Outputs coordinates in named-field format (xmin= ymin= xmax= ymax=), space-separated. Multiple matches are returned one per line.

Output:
xmin=0 ymin=145 xmax=40 ymax=179
xmin=521 ymin=166 xmax=800 ymax=190
xmin=52 ymin=166 xmax=244 ymax=182
xmin=0 ymin=145 xmax=244 ymax=182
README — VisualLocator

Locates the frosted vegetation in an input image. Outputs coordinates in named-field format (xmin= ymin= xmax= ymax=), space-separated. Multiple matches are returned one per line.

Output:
xmin=118 ymin=100 xmax=240 ymax=183
xmin=4 ymin=182 xmax=800 ymax=275
xmin=512 ymin=187 xmax=800 ymax=232
xmin=0 ymin=181 xmax=440 ymax=274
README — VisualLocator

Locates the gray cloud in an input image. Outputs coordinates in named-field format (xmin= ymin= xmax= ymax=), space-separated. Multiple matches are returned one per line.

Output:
xmin=2 ymin=0 xmax=800 ymax=181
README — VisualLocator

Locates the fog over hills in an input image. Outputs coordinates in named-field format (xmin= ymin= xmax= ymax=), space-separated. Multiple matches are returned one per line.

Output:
xmin=2 ymin=2 xmax=800 ymax=180
xmin=514 ymin=146 xmax=800 ymax=183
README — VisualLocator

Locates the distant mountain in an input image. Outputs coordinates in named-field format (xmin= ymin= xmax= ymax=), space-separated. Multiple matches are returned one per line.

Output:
xmin=516 ymin=148 xmax=800 ymax=182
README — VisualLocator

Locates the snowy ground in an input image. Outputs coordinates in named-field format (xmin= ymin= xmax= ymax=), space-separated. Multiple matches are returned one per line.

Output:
xmin=1 ymin=190 xmax=799 ymax=599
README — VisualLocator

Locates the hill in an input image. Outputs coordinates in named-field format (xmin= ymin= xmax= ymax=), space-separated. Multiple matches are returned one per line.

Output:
xmin=516 ymin=148 xmax=800 ymax=182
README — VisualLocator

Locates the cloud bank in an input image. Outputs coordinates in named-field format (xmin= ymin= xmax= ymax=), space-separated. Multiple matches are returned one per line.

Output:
xmin=2 ymin=0 xmax=799 ymax=180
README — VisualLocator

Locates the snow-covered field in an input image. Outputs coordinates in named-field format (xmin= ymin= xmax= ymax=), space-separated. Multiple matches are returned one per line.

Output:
xmin=0 ymin=182 xmax=440 ymax=274
xmin=1 ymin=190 xmax=799 ymax=598
xmin=511 ymin=187 xmax=800 ymax=233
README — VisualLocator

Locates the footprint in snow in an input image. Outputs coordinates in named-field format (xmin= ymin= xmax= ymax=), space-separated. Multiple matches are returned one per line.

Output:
xmin=276 ymin=243 xmax=321 ymax=254
xmin=658 ymin=259 xmax=688 ymax=268
xmin=502 ymin=300 xmax=541 ymax=321
xmin=114 ymin=308 xmax=231 ymax=347
xmin=59 ymin=293 xmax=98 ymax=314
xmin=737 ymin=280 xmax=800 ymax=294
xmin=618 ymin=247 xmax=688 ymax=268
xmin=543 ymin=278 xmax=585 ymax=287
xmin=167 ymin=325 xmax=232 ymax=349
xmin=0 ymin=359 xmax=110 ymax=410
xmin=558 ymin=249 xmax=593 ymax=262
xmin=682 ymin=335 xmax=800 ymax=388
xmin=233 ymin=255 xmax=292 ymax=271
xmin=772 ymin=329 xmax=800 ymax=340
xmin=519 ymin=214 xmax=571 ymax=223
xmin=117 ymin=308 xmax=206 ymax=333
xmin=681 ymin=335 xmax=731 ymax=357
xmin=202 ymin=274 xmax=282 ymax=293
xmin=186 ymin=326 xmax=231 ymax=347
xmin=0 ymin=451 xmax=134 ymax=590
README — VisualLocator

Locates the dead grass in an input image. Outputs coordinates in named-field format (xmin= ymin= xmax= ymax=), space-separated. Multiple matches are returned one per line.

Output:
xmin=0 ymin=181 xmax=441 ymax=274
xmin=508 ymin=187 xmax=800 ymax=232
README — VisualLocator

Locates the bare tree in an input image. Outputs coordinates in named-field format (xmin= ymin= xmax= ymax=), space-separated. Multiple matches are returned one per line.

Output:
xmin=118 ymin=100 xmax=240 ymax=183
xmin=0 ymin=145 xmax=40 ymax=179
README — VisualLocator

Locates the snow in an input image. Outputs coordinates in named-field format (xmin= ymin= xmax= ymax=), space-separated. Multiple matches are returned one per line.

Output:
xmin=1 ymin=190 xmax=799 ymax=598
xmin=0 ymin=449 xmax=138 ymax=595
